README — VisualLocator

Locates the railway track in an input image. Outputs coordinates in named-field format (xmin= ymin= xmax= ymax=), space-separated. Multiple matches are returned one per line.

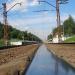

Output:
xmin=0 ymin=41 xmax=40 ymax=50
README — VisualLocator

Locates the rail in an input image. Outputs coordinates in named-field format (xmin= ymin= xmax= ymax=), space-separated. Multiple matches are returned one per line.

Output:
xmin=0 ymin=41 xmax=40 ymax=50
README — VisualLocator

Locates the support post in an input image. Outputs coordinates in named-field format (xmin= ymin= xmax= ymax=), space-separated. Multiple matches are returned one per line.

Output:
xmin=56 ymin=0 xmax=61 ymax=42
xmin=2 ymin=3 xmax=8 ymax=46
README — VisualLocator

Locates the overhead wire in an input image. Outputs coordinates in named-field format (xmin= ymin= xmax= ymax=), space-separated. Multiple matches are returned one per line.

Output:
xmin=0 ymin=7 xmax=3 ymax=10
xmin=6 ymin=0 xmax=9 ymax=3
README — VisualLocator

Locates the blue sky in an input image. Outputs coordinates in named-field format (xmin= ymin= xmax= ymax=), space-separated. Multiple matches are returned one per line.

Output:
xmin=0 ymin=0 xmax=75 ymax=40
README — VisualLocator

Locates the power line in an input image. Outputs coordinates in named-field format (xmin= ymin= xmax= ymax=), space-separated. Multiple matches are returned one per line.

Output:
xmin=37 ymin=0 xmax=68 ymax=43
xmin=7 ymin=3 xmax=21 ymax=12
xmin=32 ymin=10 xmax=55 ymax=12
xmin=59 ymin=0 xmax=69 ymax=4
xmin=0 ymin=0 xmax=10 ymax=11
xmin=0 ymin=7 xmax=3 ymax=11
xmin=56 ymin=0 xmax=69 ymax=42
xmin=38 ymin=1 xmax=56 ymax=8
xmin=0 ymin=12 xmax=2 ymax=15
xmin=2 ymin=2 xmax=21 ymax=46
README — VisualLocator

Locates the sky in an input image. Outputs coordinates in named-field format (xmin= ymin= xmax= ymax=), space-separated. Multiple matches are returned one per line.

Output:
xmin=0 ymin=0 xmax=75 ymax=40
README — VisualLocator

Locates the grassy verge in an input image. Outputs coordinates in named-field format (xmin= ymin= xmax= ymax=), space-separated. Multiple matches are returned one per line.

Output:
xmin=0 ymin=39 xmax=4 ymax=47
xmin=0 ymin=39 xmax=21 ymax=47
xmin=64 ymin=36 xmax=75 ymax=43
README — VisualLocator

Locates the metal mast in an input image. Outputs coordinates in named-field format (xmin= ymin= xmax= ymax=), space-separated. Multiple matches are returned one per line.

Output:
xmin=2 ymin=3 xmax=8 ymax=46
xmin=56 ymin=0 xmax=61 ymax=42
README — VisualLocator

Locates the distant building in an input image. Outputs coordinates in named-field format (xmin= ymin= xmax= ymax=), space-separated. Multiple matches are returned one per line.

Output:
xmin=52 ymin=34 xmax=66 ymax=43
xmin=10 ymin=41 xmax=22 ymax=45
xmin=52 ymin=34 xmax=59 ymax=43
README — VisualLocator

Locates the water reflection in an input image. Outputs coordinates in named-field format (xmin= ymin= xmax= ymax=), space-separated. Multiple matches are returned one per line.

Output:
xmin=25 ymin=45 xmax=75 ymax=75
xmin=52 ymin=53 xmax=75 ymax=75
xmin=55 ymin=58 xmax=59 ymax=75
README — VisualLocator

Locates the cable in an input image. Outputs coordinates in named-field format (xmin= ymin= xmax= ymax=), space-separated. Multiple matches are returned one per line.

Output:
xmin=0 ymin=13 xmax=2 ymax=16
xmin=0 ymin=7 xmax=3 ymax=11
xmin=38 ymin=0 xmax=56 ymax=8
xmin=32 ymin=9 xmax=55 ymax=12
xmin=7 ymin=3 xmax=21 ymax=12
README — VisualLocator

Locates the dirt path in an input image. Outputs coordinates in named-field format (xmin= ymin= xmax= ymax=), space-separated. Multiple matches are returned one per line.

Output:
xmin=0 ymin=44 xmax=39 ymax=75
xmin=46 ymin=44 xmax=75 ymax=68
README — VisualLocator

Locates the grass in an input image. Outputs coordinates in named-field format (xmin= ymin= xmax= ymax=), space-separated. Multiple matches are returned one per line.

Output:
xmin=0 ymin=39 xmax=4 ymax=47
xmin=64 ymin=36 xmax=75 ymax=43
xmin=0 ymin=39 xmax=22 ymax=47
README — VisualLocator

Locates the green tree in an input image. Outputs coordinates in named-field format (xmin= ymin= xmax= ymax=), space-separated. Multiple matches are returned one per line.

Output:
xmin=63 ymin=15 xmax=75 ymax=36
xmin=0 ymin=22 xmax=3 ymax=39
xmin=0 ymin=22 xmax=42 ymax=43
xmin=47 ymin=34 xmax=53 ymax=40
xmin=48 ymin=15 xmax=75 ymax=39
xmin=52 ymin=25 xmax=63 ymax=37
xmin=23 ymin=31 xmax=28 ymax=40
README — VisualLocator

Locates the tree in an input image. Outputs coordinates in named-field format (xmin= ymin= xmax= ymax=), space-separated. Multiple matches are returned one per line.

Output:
xmin=48 ymin=15 xmax=75 ymax=39
xmin=23 ymin=31 xmax=28 ymax=40
xmin=52 ymin=25 xmax=63 ymax=37
xmin=0 ymin=22 xmax=42 ymax=43
xmin=47 ymin=34 xmax=53 ymax=40
xmin=0 ymin=22 xmax=4 ymax=39
xmin=63 ymin=15 xmax=75 ymax=36
xmin=10 ymin=29 xmax=19 ymax=39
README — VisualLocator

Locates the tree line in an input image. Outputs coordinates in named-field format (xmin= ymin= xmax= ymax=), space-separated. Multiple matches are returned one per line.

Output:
xmin=0 ymin=22 xmax=42 ymax=42
xmin=48 ymin=15 xmax=75 ymax=40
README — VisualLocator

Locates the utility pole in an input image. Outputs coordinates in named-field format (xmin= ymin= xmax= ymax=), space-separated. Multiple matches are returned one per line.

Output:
xmin=38 ymin=0 xmax=68 ymax=43
xmin=56 ymin=0 xmax=61 ymax=42
xmin=2 ymin=2 xmax=21 ymax=46
xmin=2 ymin=3 xmax=8 ymax=46
xmin=38 ymin=0 xmax=61 ymax=42
xmin=56 ymin=0 xmax=68 ymax=42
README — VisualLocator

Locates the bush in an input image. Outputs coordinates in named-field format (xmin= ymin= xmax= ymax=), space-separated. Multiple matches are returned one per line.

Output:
xmin=0 ymin=39 xmax=4 ymax=47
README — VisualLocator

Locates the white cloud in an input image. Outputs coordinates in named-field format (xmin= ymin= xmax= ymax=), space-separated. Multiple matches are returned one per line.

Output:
xmin=7 ymin=0 xmax=39 ymax=12
xmin=28 ymin=28 xmax=51 ymax=40
xmin=0 ymin=14 xmax=3 ymax=23
xmin=8 ymin=14 xmax=56 ymax=40
xmin=30 ymin=0 xmax=39 ymax=6
xmin=1 ymin=0 xmax=75 ymax=40
xmin=9 ymin=13 xmax=75 ymax=40
xmin=7 ymin=0 xmax=28 ymax=12
xmin=9 ymin=15 xmax=56 ymax=27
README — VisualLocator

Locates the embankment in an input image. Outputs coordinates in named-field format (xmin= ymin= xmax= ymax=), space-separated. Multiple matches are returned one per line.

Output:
xmin=0 ymin=44 xmax=39 ymax=75
xmin=46 ymin=43 xmax=75 ymax=68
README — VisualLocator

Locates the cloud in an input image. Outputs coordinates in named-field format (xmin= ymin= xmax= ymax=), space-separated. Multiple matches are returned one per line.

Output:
xmin=7 ymin=0 xmax=29 ymax=12
xmin=30 ymin=0 xmax=39 ymax=6
xmin=28 ymin=28 xmax=52 ymax=40
xmin=9 ymin=15 xmax=56 ymax=27
xmin=1 ymin=0 xmax=75 ymax=40
xmin=4 ymin=10 xmax=75 ymax=40
xmin=8 ymin=13 xmax=75 ymax=40
xmin=7 ymin=0 xmax=39 ymax=12
xmin=8 ymin=14 xmax=56 ymax=40
xmin=0 ymin=14 xmax=3 ymax=23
